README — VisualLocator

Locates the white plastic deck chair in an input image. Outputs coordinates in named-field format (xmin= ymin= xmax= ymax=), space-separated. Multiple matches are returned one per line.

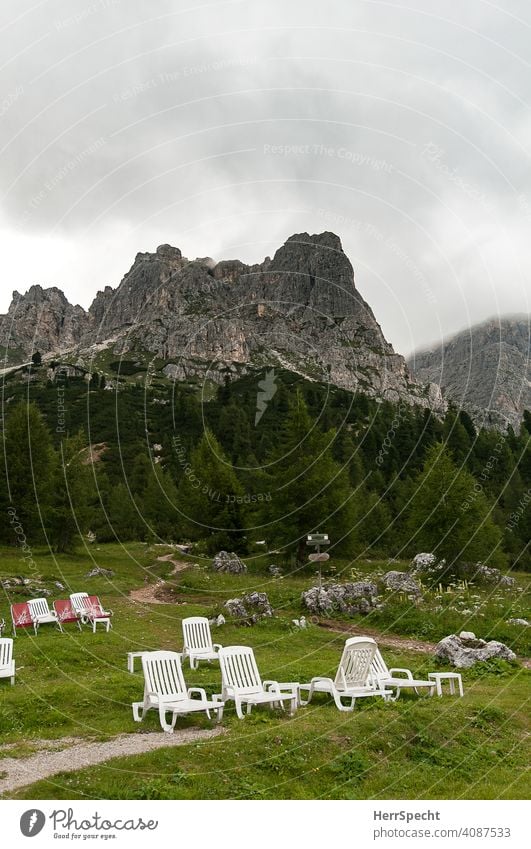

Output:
xmin=132 ymin=651 xmax=224 ymax=733
xmin=218 ymin=646 xmax=298 ymax=719
xmin=300 ymin=637 xmax=392 ymax=711
xmin=182 ymin=617 xmax=222 ymax=669
xmin=0 ymin=638 xmax=15 ymax=685
xmin=369 ymin=647 xmax=436 ymax=700
xmin=27 ymin=598 xmax=63 ymax=634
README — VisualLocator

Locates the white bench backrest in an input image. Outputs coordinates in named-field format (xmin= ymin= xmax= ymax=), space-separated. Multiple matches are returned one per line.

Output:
xmin=70 ymin=593 xmax=90 ymax=614
xmin=182 ymin=617 xmax=213 ymax=652
xmin=141 ymin=651 xmax=187 ymax=704
xmin=368 ymin=648 xmax=390 ymax=684
xmin=219 ymin=646 xmax=262 ymax=695
xmin=334 ymin=637 xmax=377 ymax=689
xmin=0 ymin=638 xmax=13 ymax=669
xmin=28 ymin=598 xmax=52 ymax=619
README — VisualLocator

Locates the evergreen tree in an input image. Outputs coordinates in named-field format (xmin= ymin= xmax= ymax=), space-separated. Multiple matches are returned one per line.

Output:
xmin=48 ymin=432 xmax=95 ymax=552
xmin=0 ymin=403 xmax=54 ymax=544
xmin=405 ymin=443 xmax=505 ymax=580
xmin=177 ymin=429 xmax=247 ymax=553
xmin=263 ymin=394 xmax=358 ymax=562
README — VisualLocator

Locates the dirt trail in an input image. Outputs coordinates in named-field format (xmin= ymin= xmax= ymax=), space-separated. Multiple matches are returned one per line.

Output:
xmin=318 ymin=619 xmax=437 ymax=653
xmin=0 ymin=727 xmax=224 ymax=796
xmin=129 ymin=554 xmax=191 ymax=605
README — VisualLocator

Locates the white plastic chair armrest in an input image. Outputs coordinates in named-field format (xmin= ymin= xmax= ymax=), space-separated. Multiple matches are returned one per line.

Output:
xmin=263 ymin=679 xmax=281 ymax=693
xmin=310 ymin=676 xmax=335 ymax=686
xmin=388 ymin=668 xmax=414 ymax=680
xmin=187 ymin=687 xmax=207 ymax=700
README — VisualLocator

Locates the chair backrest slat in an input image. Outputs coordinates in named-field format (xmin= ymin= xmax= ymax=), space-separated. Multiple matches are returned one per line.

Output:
xmin=0 ymin=638 xmax=13 ymax=667
xmin=182 ymin=617 xmax=213 ymax=652
xmin=141 ymin=651 xmax=187 ymax=703
xmin=28 ymin=598 xmax=52 ymax=618
xmin=70 ymin=593 xmax=90 ymax=614
xmin=11 ymin=602 xmax=33 ymax=628
xmin=219 ymin=646 xmax=262 ymax=695
xmin=369 ymin=648 xmax=390 ymax=683
xmin=334 ymin=637 xmax=377 ymax=689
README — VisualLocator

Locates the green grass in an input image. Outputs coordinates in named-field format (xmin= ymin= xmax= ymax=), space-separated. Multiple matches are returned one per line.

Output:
xmin=0 ymin=543 xmax=529 ymax=800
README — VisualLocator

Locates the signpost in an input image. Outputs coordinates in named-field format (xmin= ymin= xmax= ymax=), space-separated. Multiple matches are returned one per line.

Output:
xmin=306 ymin=533 xmax=330 ymax=588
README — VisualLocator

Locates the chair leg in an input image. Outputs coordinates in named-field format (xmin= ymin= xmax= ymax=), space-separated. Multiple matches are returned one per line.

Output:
xmin=235 ymin=699 xmax=245 ymax=719
xmin=458 ymin=676 xmax=464 ymax=697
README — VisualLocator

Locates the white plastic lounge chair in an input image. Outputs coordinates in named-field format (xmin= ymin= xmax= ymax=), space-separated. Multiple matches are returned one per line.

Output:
xmin=0 ymin=638 xmax=15 ymax=685
xmin=132 ymin=651 xmax=224 ymax=732
xmin=27 ymin=598 xmax=63 ymax=634
xmin=70 ymin=593 xmax=112 ymax=632
xmin=182 ymin=617 xmax=222 ymax=669
xmin=218 ymin=645 xmax=298 ymax=719
xmin=300 ymin=637 xmax=393 ymax=711
xmin=369 ymin=647 xmax=436 ymax=700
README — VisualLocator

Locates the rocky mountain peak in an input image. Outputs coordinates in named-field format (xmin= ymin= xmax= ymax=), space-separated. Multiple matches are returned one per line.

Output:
xmin=0 ymin=232 xmax=446 ymax=416
xmin=409 ymin=315 xmax=531 ymax=428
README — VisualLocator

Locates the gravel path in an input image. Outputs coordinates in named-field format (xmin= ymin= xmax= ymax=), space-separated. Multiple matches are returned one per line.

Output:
xmin=0 ymin=727 xmax=224 ymax=796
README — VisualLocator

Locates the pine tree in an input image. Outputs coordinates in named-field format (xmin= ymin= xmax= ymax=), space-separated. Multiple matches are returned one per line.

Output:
xmin=405 ymin=443 xmax=505 ymax=580
xmin=263 ymin=394 xmax=358 ymax=562
xmin=48 ymin=432 xmax=95 ymax=552
xmin=0 ymin=403 xmax=54 ymax=544
xmin=177 ymin=429 xmax=247 ymax=553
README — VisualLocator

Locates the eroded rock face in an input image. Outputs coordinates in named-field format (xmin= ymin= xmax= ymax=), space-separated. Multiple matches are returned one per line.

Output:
xmin=211 ymin=551 xmax=247 ymax=574
xmin=0 ymin=233 xmax=447 ymax=414
xmin=382 ymin=570 xmax=422 ymax=597
xmin=301 ymin=581 xmax=379 ymax=616
xmin=409 ymin=316 xmax=531 ymax=429
xmin=0 ymin=285 xmax=88 ymax=356
xmin=434 ymin=632 xmax=517 ymax=668
xmin=223 ymin=591 xmax=273 ymax=623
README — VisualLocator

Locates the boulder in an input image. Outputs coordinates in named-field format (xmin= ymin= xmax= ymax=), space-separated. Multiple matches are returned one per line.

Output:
xmin=382 ymin=570 xmax=422 ymax=597
xmin=85 ymin=566 xmax=114 ymax=578
xmin=301 ymin=581 xmax=379 ymax=616
xmin=224 ymin=591 xmax=272 ymax=623
xmin=211 ymin=551 xmax=247 ymax=574
xmin=434 ymin=632 xmax=517 ymax=668
xmin=506 ymin=618 xmax=529 ymax=627
xmin=471 ymin=564 xmax=516 ymax=587
xmin=224 ymin=598 xmax=248 ymax=619
xmin=268 ymin=564 xmax=282 ymax=577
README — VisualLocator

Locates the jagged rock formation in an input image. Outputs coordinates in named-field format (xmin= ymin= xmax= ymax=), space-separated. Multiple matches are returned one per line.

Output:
xmin=0 ymin=233 xmax=444 ymax=410
xmin=409 ymin=317 xmax=531 ymax=429
xmin=0 ymin=285 xmax=86 ymax=357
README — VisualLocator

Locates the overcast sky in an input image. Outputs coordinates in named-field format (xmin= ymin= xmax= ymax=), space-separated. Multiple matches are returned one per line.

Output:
xmin=0 ymin=0 xmax=530 ymax=355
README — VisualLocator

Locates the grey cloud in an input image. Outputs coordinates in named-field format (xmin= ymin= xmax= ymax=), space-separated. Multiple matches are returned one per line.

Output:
xmin=0 ymin=0 xmax=529 ymax=356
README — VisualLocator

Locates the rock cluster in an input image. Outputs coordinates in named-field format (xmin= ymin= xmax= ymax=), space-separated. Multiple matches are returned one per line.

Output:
xmin=85 ymin=566 xmax=115 ymax=578
xmin=382 ymin=570 xmax=422 ymax=597
xmin=301 ymin=581 xmax=379 ymax=616
xmin=434 ymin=631 xmax=517 ymax=668
xmin=224 ymin=591 xmax=273 ymax=623
xmin=470 ymin=564 xmax=516 ymax=587
xmin=211 ymin=551 xmax=247 ymax=574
